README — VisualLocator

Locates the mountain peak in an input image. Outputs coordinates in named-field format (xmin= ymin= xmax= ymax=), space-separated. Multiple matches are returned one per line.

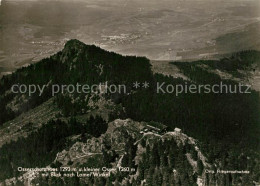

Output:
xmin=53 ymin=39 xmax=90 ymax=64
xmin=64 ymin=39 xmax=87 ymax=50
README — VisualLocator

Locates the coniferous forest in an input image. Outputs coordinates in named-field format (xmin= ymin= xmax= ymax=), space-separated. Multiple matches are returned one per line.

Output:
xmin=0 ymin=40 xmax=259 ymax=185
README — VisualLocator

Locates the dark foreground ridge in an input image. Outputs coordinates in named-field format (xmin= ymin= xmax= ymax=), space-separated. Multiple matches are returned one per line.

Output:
xmin=0 ymin=40 xmax=259 ymax=185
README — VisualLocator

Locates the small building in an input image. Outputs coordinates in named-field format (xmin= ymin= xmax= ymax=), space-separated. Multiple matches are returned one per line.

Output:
xmin=143 ymin=122 xmax=168 ymax=134
xmin=174 ymin=128 xmax=182 ymax=133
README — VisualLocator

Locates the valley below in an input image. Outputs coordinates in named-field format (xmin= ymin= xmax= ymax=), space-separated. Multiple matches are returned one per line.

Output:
xmin=1 ymin=0 xmax=260 ymax=77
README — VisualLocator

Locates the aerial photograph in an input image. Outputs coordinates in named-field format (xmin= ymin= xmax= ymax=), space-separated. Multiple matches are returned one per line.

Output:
xmin=0 ymin=0 xmax=259 ymax=185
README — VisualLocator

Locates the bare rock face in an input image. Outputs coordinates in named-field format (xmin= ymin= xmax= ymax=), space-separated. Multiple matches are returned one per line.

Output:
xmin=2 ymin=117 xmax=256 ymax=186
xmin=49 ymin=119 xmax=212 ymax=186
xmin=54 ymin=119 xmax=144 ymax=166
